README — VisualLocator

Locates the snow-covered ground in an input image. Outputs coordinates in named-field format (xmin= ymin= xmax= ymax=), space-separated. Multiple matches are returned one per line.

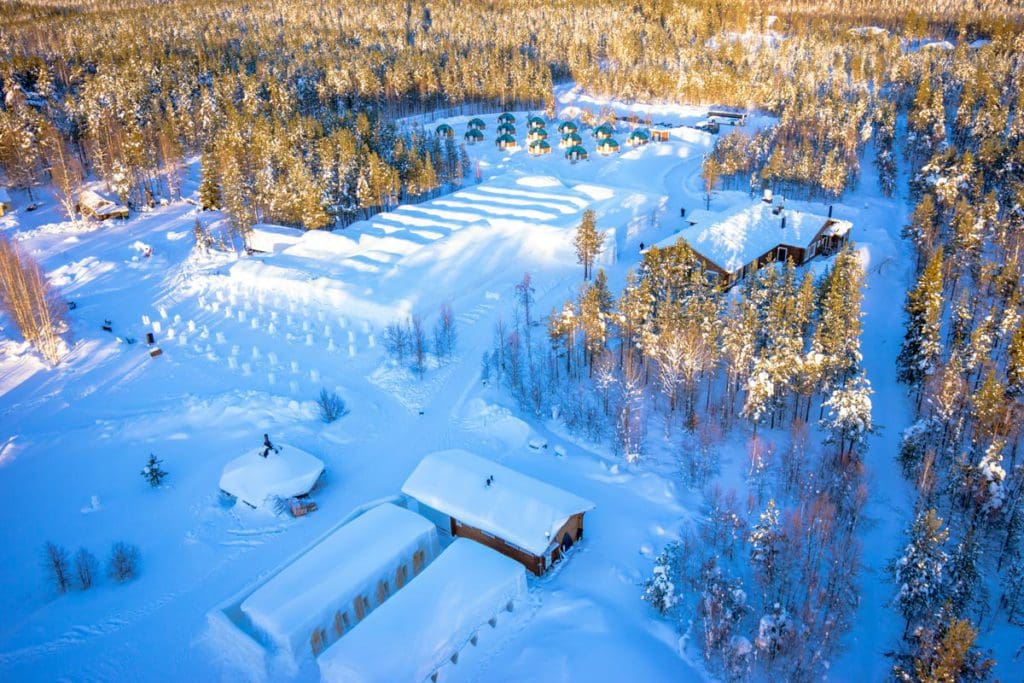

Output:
xmin=0 ymin=87 xmax=1006 ymax=680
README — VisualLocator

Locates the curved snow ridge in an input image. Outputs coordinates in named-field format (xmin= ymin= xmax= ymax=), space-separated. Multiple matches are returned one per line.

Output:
xmin=516 ymin=175 xmax=562 ymax=188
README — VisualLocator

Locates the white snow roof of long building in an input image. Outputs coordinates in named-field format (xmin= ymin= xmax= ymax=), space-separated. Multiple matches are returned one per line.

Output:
xmin=665 ymin=202 xmax=851 ymax=273
xmin=240 ymin=503 xmax=439 ymax=659
xmin=318 ymin=538 xmax=528 ymax=683
xmin=401 ymin=449 xmax=594 ymax=557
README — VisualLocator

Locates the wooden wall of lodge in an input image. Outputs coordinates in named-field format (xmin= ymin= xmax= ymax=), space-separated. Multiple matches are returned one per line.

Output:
xmin=450 ymin=512 xmax=585 ymax=576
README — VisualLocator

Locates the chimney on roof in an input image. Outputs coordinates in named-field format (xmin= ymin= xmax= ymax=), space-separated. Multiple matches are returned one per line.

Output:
xmin=781 ymin=214 xmax=786 ymax=230
xmin=828 ymin=204 xmax=833 ymax=218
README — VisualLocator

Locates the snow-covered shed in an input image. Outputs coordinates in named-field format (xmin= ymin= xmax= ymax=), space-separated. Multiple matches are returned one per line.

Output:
xmin=666 ymin=201 xmax=852 ymax=289
xmin=246 ymin=223 xmax=304 ymax=254
xmin=318 ymin=538 xmax=528 ymax=683
xmin=401 ymin=449 xmax=595 ymax=575
xmin=0 ymin=187 xmax=11 ymax=215
xmin=219 ymin=444 xmax=324 ymax=508
xmin=240 ymin=503 xmax=440 ymax=661
xmin=77 ymin=189 xmax=128 ymax=220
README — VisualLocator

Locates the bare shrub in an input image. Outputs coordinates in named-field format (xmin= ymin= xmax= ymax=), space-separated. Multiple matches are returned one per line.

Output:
xmin=411 ymin=314 xmax=426 ymax=378
xmin=43 ymin=542 xmax=71 ymax=593
xmin=383 ymin=320 xmax=410 ymax=364
xmin=107 ymin=542 xmax=140 ymax=582
xmin=74 ymin=547 xmax=98 ymax=590
xmin=317 ymin=388 xmax=348 ymax=423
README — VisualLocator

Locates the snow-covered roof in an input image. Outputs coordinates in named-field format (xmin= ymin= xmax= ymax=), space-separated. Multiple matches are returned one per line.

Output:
xmin=78 ymin=189 xmax=127 ymax=217
xmin=247 ymin=224 xmax=303 ymax=254
xmin=401 ymin=449 xmax=594 ymax=556
xmin=240 ymin=503 xmax=440 ymax=659
xmin=218 ymin=443 xmax=324 ymax=508
xmin=0 ymin=187 xmax=11 ymax=205
xmin=318 ymin=538 xmax=527 ymax=683
xmin=667 ymin=203 xmax=852 ymax=274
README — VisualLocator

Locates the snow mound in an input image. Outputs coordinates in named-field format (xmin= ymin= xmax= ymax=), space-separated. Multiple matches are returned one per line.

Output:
xmin=318 ymin=538 xmax=527 ymax=683
xmin=459 ymin=398 xmax=530 ymax=450
xmin=218 ymin=444 xmax=324 ymax=508
xmin=516 ymin=175 xmax=562 ymax=188
xmin=240 ymin=503 xmax=440 ymax=662
xmin=573 ymin=184 xmax=615 ymax=201
xmin=247 ymin=224 xmax=304 ymax=254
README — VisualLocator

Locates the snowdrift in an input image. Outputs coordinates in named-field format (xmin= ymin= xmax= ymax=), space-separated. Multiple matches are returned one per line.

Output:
xmin=218 ymin=444 xmax=324 ymax=508
xmin=241 ymin=503 xmax=440 ymax=662
xmin=318 ymin=538 xmax=528 ymax=683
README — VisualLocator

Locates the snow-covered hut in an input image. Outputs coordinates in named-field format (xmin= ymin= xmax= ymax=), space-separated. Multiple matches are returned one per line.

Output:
xmin=627 ymin=129 xmax=650 ymax=146
xmin=435 ymin=123 xmax=454 ymax=137
xmin=597 ymin=138 xmax=619 ymax=155
xmin=401 ymin=449 xmax=595 ymax=575
xmin=0 ymin=187 xmax=11 ymax=216
xmin=557 ymin=120 xmax=578 ymax=134
xmin=593 ymin=123 xmax=614 ymax=140
xmin=219 ymin=444 xmax=325 ymax=508
xmin=77 ymin=189 xmax=128 ymax=220
xmin=318 ymin=538 xmax=528 ymax=683
xmin=651 ymin=128 xmax=670 ymax=142
xmin=464 ymin=128 xmax=484 ymax=144
xmin=497 ymin=112 xmax=516 ymax=125
xmin=560 ymin=131 xmax=582 ymax=148
xmin=565 ymin=145 xmax=588 ymax=161
xmin=246 ymin=224 xmax=303 ymax=254
xmin=665 ymin=202 xmax=852 ymax=289
xmin=467 ymin=117 xmax=486 ymax=131
xmin=240 ymin=503 xmax=440 ymax=662
xmin=528 ymin=140 xmax=552 ymax=156
xmin=495 ymin=134 xmax=518 ymax=150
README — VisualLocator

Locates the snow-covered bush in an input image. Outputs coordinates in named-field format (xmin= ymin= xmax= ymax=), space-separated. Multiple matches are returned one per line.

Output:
xmin=643 ymin=543 xmax=681 ymax=615
xmin=974 ymin=441 xmax=1006 ymax=516
xmin=699 ymin=561 xmax=749 ymax=661
xmin=108 ymin=542 xmax=140 ymax=583
xmin=754 ymin=603 xmax=795 ymax=659
xmin=75 ymin=547 xmax=98 ymax=590
xmin=317 ymin=388 xmax=348 ymax=423
xmin=141 ymin=454 xmax=167 ymax=487
xmin=42 ymin=542 xmax=71 ymax=594
xmin=820 ymin=373 xmax=873 ymax=457
xmin=890 ymin=509 xmax=948 ymax=630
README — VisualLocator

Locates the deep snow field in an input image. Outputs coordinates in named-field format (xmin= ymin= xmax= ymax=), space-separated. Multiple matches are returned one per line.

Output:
xmin=0 ymin=87 xmax=998 ymax=681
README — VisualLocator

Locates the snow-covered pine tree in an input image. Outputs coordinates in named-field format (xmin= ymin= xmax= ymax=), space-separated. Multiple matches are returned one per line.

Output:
xmin=897 ymin=247 xmax=944 ymax=404
xmin=573 ymin=209 xmax=603 ymax=280
xmin=141 ymin=454 xmax=168 ymax=487
xmin=821 ymin=373 xmax=874 ymax=458
xmin=749 ymin=498 xmax=782 ymax=598
xmin=643 ymin=543 xmax=681 ymax=615
xmin=891 ymin=508 xmax=949 ymax=633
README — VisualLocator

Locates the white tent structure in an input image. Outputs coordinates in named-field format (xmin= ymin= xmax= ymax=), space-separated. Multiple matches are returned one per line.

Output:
xmin=218 ymin=444 xmax=324 ymax=508
xmin=318 ymin=538 xmax=528 ymax=683
xmin=240 ymin=503 xmax=440 ymax=663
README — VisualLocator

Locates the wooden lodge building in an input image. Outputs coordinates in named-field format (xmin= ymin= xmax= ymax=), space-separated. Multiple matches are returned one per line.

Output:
xmin=401 ymin=449 xmax=595 ymax=576
xmin=77 ymin=189 xmax=129 ymax=220
xmin=658 ymin=201 xmax=852 ymax=289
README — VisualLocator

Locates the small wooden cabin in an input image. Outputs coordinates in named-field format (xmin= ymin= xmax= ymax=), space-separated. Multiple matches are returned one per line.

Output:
xmin=528 ymin=140 xmax=552 ymax=155
xmin=435 ymin=123 xmax=454 ymax=137
xmin=495 ymin=133 xmax=518 ymax=150
xmin=565 ymin=145 xmax=588 ymax=161
xmin=496 ymin=122 xmax=516 ymax=136
xmin=557 ymin=120 xmax=578 ymax=134
xmin=464 ymin=128 xmax=485 ymax=144
xmin=560 ymin=131 xmax=582 ymax=148
xmin=77 ymin=190 xmax=129 ymax=220
xmin=401 ymin=449 xmax=595 ymax=576
xmin=651 ymin=129 xmax=670 ymax=142
xmin=527 ymin=127 xmax=548 ymax=142
xmin=593 ymin=123 xmax=614 ymax=140
xmin=527 ymin=115 xmax=546 ymax=130
xmin=467 ymin=118 xmax=486 ymax=131
xmin=627 ymin=129 xmax=650 ymax=146
xmin=597 ymin=138 xmax=619 ymax=155
xmin=497 ymin=112 xmax=516 ymax=125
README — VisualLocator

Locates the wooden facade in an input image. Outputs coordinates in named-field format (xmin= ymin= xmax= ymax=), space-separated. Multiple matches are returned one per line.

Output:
xmin=449 ymin=512 xmax=585 ymax=576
